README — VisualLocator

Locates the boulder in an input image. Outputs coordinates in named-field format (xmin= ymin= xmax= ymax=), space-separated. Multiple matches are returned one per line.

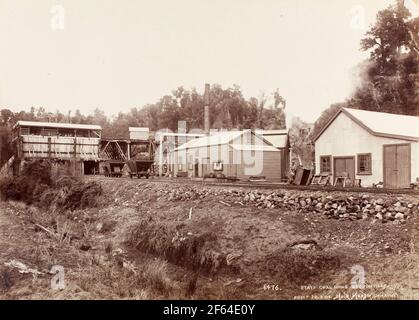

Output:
xmin=375 ymin=198 xmax=384 ymax=205
xmin=395 ymin=212 xmax=404 ymax=220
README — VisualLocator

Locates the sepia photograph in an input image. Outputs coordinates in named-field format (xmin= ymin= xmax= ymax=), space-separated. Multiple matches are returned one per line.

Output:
xmin=0 ymin=0 xmax=418 ymax=307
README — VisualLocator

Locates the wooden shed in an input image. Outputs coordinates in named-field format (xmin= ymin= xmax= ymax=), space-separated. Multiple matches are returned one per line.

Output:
xmin=313 ymin=108 xmax=419 ymax=188
xmin=168 ymin=129 xmax=289 ymax=181
xmin=12 ymin=121 xmax=102 ymax=175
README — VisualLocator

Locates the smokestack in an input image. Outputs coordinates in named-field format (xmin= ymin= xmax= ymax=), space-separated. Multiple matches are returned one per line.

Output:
xmin=204 ymin=83 xmax=210 ymax=134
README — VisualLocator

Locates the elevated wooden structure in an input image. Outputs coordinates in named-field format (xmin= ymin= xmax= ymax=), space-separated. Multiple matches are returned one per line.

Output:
xmin=12 ymin=121 xmax=102 ymax=176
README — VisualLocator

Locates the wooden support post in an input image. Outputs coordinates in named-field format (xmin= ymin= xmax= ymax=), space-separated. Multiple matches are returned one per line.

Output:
xmin=159 ymin=134 xmax=163 ymax=176
xmin=148 ymin=140 xmax=151 ymax=160
xmin=73 ymin=130 xmax=77 ymax=158
xmin=48 ymin=137 xmax=51 ymax=158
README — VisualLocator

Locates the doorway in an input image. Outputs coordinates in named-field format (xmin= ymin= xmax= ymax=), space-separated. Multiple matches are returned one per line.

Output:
xmin=333 ymin=156 xmax=355 ymax=183
xmin=383 ymin=144 xmax=410 ymax=188
xmin=84 ymin=161 xmax=98 ymax=175
xmin=194 ymin=160 xmax=199 ymax=177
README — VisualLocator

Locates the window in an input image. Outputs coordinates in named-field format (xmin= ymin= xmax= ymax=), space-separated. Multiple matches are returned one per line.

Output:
xmin=213 ymin=161 xmax=223 ymax=171
xmin=320 ymin=155 xmax=331 ymax=173
xmin=357 ymin=153 xmax=372 ymax=175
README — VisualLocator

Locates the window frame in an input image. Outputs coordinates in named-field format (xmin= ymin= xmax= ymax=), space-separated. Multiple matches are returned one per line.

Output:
xmin=357 ymin=153 xmax=372 ymax=175
xmin=319 ymin=155 xmax=332 ymax=174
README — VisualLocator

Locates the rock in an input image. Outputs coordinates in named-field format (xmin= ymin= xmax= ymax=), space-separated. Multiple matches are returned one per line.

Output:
xmin=396 ymin=206 xmax=408 ymax=213
xmin=375 ymin=205 xmax=383 ymax=212
xmin=375 ymin=198 xmax=384 ymax=205
xmin=375 ymin=213 xmax=383 ymax=220
xmin=337 ymin=206 xmax=347 ymax=214
xmin=395 ymin=212 xmax=404 ymax=220
xmin=291 ymin=243 xmax=316 ymax=251
xmin=385 ymin=212 xmax=392 ymax=219
xmin=300 ymin=200 xmax=307 ymax=207
xmin=96 ymin=222 xmax=103 ymax=232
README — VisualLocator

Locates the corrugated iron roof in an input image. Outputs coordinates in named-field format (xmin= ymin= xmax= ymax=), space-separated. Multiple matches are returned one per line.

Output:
xmin=175 ymin=130 xmax=247 ymax=151
xmin=260 ymin=134 xmax=288 ymax=148
xmin=230 ymin=144 xmax=280 ymax=152
xmin=255 ymin=129 xmax=289 ymax=148
xmin=129 ymin=127 xmax=149 ymax=132
xmin=343 ymin=108 xmax=419 ymax=140
xmin=15 ymin=121 xmax=101 ymax=131
xmin=314 ymin=108 xmax=419 ymax=142
xmin=255 ymin=129 xmax=288 ymax=135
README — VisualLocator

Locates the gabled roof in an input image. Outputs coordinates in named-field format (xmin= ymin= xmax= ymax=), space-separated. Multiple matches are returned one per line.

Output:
xmin=175 ymin=130 xmax=246 ymax=151
xmin=263 ymin=135 xmax=289 ymax=148
xmin=313 ymin=107 xmax=419 ymax=142
xmin=255 ymin=129 xmax=289 ymax=148
xmin=174 ymin=129 xmax=280 ymax=152
xmin=230 ymin=144 xmax=280 ymax=152
xmin=129 ymin=127 xmax=149 ymax=132
xmin=255 ymin=129 xmax=288 ymax=135
xmin=14 ymin=121 xmax=101 ymax=131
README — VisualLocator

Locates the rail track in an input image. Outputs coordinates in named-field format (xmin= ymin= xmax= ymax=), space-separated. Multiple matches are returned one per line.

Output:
xmin=87 ymin=175 xmax=419 ymax=195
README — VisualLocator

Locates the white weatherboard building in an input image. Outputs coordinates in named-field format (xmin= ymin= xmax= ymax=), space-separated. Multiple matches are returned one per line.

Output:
xmin=168 ymin=130 xmax=289 ymax=181
xmin=313 ymin=108 xmax=419 ymax=189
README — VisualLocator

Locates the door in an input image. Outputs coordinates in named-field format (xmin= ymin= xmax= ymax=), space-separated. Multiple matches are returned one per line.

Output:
xmin=194 ymin=160 xmax=199 ymax=177
xmin=333 ymin=157 xmax=355 ymax=182
xmin=383 ymin=144 xmax=410 ymax=188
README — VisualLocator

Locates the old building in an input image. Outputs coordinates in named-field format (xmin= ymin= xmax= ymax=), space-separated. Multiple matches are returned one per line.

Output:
xmin=313 ymin=108 xmax=419 ymax=188
xmin=169 ymin=129 xmax=289 ymax=181
xmin=256 ymin=129 xmax=290 ymax=176
xmin=12 ymin=121 xmax=102 ymax=175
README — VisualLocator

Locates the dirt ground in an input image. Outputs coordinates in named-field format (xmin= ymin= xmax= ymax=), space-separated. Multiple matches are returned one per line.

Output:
xmin=0 ymin=176 xmax=418 ymax=300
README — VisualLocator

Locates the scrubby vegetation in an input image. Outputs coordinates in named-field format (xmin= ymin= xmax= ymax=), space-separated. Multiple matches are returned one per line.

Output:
xmin=266 ymin=247 xmax=344 ymax=286
xmin=0 ymin=160 xmax=102 ymax=211
xmin=0 ymin=168 xmax=416 ymax=299
xmin=127 ymin=217 xmax=224 ymax=274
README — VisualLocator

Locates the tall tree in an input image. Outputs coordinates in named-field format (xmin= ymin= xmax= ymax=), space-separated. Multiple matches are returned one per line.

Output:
xmin=355 ymin=0 xmax=419 ymax=115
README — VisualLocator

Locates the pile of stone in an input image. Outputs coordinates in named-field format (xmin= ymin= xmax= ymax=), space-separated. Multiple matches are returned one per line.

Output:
xmin=156 ymin=185 xmax=418 ymax=223
xmin=242 ymin=192 xmax=417 ymax=222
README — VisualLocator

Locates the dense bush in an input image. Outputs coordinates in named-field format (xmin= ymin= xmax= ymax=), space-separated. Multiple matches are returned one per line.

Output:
xmin=0 ymin=160 xmax=102 ymax=210
xmin=128 ymin=218 xmax=222 ymax=274
xmin=0 ymin=176 xmax=23 ymax=201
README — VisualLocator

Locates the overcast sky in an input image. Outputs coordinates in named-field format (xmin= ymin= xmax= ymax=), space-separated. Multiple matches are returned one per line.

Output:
xmin=0 ymin=0 xmax=418 ymax=123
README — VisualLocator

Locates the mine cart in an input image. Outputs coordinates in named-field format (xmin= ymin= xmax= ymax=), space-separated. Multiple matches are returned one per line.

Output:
xmin=103 ymin=161 xmax=124 ymax=177
xmin=126 ymin=159 xmax=153 ymax=179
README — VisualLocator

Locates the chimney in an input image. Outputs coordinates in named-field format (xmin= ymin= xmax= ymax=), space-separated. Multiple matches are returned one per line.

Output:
xmin=204 ymin=83 xmax=210 ymax=135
